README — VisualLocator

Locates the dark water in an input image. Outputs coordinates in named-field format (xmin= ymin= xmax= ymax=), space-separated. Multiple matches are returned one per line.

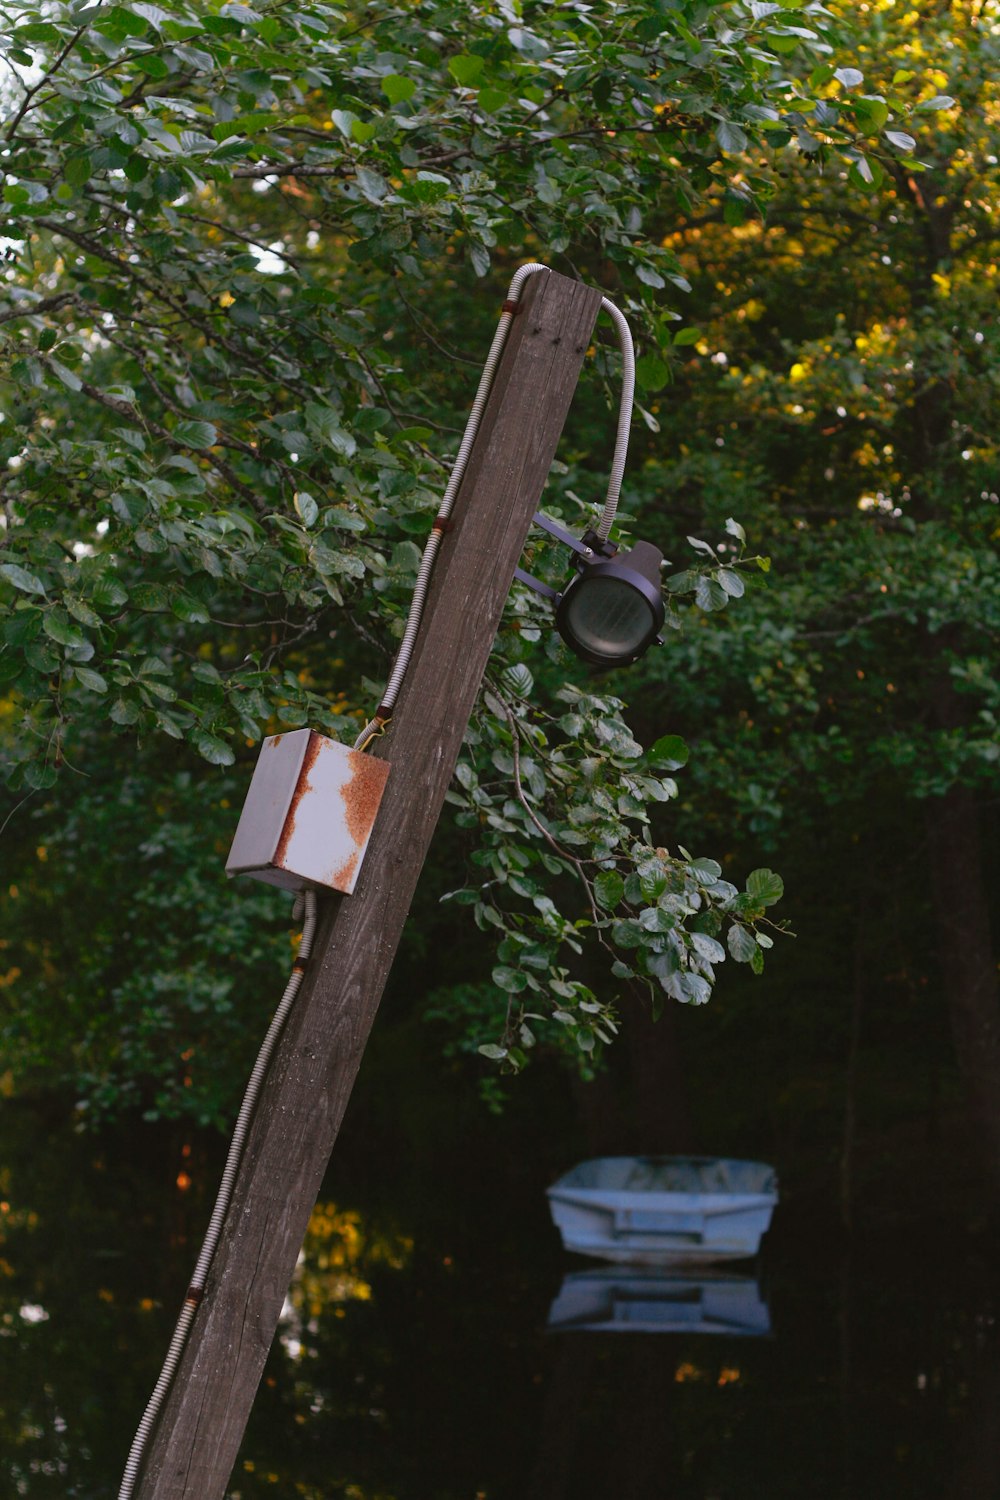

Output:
xmin=2 ymin=1092 xmax=1000 ymax=1500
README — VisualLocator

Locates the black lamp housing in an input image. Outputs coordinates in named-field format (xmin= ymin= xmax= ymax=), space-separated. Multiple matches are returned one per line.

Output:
xmin=554 ymin=532 xmax=665 ymax=666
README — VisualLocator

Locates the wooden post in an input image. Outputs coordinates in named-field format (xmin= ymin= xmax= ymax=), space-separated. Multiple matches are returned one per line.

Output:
xmin=136 ymin=269 xmax=604 ymax=1499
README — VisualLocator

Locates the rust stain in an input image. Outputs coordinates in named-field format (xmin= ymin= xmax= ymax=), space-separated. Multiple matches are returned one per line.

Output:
xmin=274 ymin=732 xmax=323 ymax=868
xmin=275 ymin=735 xmax=387 ymax=890
xmin=330 ymin=851 xmax=358 ymax=891
xmin=342 ymin=750 xmax=390 ymax=847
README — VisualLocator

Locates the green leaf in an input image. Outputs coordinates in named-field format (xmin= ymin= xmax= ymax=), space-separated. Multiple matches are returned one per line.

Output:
xmin=191 ymin=729 xmax=235 ymax=765
xmin=593 ymin=870 xmax=625 ymax=910
xmin=14 ymin=21 xmax=61 ymax=41
xmin=170 ymin=593 xmax=210 ymax=623
xmin=727 ymin=923 xmax=757 ymax=962
xmin=691 ymin=932 xmax=725 ymax=964
xmin=1 ymin=563 xmax=47 ymax=596
xmin=66 ymin=597 xmax=102 ymax=629
xmin=647 ymin=734 xmax=688 ymax=770
xmin=356 ymin=167 xmax=388 ymax=203
xmin=332 ymin=109 xmax=359 ymax=138
xmin=695 ymin=575 xmax=729 ymax=611
xmin=130 ymin=583 xmax=171 ymax=611
xmin=381 ymin=74 xmax=416 ymax=104
xmin=855 ymin=96 xmax=889 ymax=131
xmin=25 ymin=640 xmax=59 ymax=674
xmin=136 ymin=52 xmax=169 ymax=78
xmin=848 ymin=155 xmax=878 ymax=190
xmin=478 ymin=87 xmax=509 ymax=113
xmin=723 ymin=191 xmax=749 ymax=227
xmin=718 ymin=568 xmax=745 ymax=598
xmin=501 ymin=662 xmax=533 ymax=697
xmin=23 ymin=762 xmax=57 ymax=790
xmin=885 ymin=130 xmax=917 ymax=152
xmin=636 ymin=353 xmax=670 ymax=391
xmin=746 ymin=867 xmax=784 ymax=906
xmin=492 ymin=966 xmax=527 ymax=993
xmin=49 ymin=359 xmax=82 ymax=392
xmin=673 ymin=327 xmax=703 ymax=347
xmin=174 ymin=419 xmax=217 ymax=449
xmin=74 ymin=666 xmax=108 ymax=694
xmin=725 ymin=517 xmax=746 ymax=543
xmin=92 ymin=575 xmax=128 ymax=608
xmin=612 ymin=919 xmax=646 ymax=949
xmin=478 ymin=1043 xmax=508 ymax=1061
xmin=716 ymin=120 xmax=748 ymax=154
xmin=665 ymin=569 xmax=697 ymax=594
xmin=110 ymin=697 xmax=140 ymax=725
xmin=65 ymin=154 xmax=92 ymax=186
xmin=132 ymin=2 xmax=171 ymax=29
xmin=834 ymin=67 xmax=864 ymax=89
xmin=42 ymin=610 xmax=87 ymax=648
xmin=675 ymin=972 xmax=712 ymax=1005
xmin=915 ymin=95 xmax=955 ymax=111
xmin=636 ymin=264 xmax=665 ymax=289
xmin=448 ymin=53 xmax=485 ymax=86
xmin=294 ymin=491 xmax=319 ymax=527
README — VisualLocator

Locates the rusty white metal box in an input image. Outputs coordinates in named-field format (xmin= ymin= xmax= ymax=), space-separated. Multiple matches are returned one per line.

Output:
xmin=225 ymin=729 xmax=389 ymax=895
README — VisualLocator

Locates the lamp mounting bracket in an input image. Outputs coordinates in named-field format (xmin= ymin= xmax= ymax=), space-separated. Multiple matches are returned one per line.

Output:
xmin=514 ymin=566 xmax=559 ymax=601
xmin=532 ymin=511 xmax=616 ymax=559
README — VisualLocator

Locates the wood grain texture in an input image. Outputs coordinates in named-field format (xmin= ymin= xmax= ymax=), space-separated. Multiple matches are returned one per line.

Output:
xmin=136 ymin=268 xmax=603 ymax=1499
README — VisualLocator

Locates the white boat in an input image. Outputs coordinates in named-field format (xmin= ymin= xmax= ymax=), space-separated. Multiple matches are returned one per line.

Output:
xmin=547 ymin=1266 xmax=771 ymax=1336
xmin=546 ymin=1156 xmax=778 ymax=1266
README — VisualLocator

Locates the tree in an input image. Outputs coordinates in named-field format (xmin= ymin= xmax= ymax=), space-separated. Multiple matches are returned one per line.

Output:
xmin=1 ymin=0 xmax=919 ymax=1114
xmin=618 ymin=0 xmax=1000 ymax=1198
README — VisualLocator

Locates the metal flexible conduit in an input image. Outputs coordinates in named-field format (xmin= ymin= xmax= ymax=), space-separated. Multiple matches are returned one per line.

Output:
xmin=354 ymin=268 xmax=636 ymax=753
xmin=354 ymin=260 xmax=549 ymax=750
xmin=595 ymin=295 xmax=635 ymax=543
xmin=118 ymin=888 xmax=319 ymax=1500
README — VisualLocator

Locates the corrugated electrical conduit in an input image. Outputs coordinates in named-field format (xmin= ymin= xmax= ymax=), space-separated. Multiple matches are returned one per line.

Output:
xmin=354 ymin=264 xmax=635 ymax=750
xmin=118 ymin=890 xmax=318 ymax=1499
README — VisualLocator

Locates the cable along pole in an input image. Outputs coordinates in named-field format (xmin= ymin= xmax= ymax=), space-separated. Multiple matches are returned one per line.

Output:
xmin=135 ymin=269 xmax=604 ymax=1499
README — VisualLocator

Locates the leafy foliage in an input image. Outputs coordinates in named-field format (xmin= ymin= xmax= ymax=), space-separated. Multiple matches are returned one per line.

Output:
xmin=626 ymin=0 xmax=999 ymax=821
xmin=444 ymin=676 xmax=783 ymax=1068
xmin=7 ymin=0 xmax=943 ymax=1113
xmin=2 ymin=756 xmax=293 ymax=1127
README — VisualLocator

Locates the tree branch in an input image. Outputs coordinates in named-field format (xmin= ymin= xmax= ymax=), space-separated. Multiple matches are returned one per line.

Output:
xmin=44 ymin=359 xmax=268 ymax=515
xmin=493 ymin=688 xmax=612 ymax=950
xmin=0 ymin=292 xmax=78 ymax=326
xmin=4 ymin=23 xmax=87 ymax=143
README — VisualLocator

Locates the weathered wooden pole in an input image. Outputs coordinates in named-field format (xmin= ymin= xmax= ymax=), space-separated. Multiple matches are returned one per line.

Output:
xmin=136 ymin=269 xmax=603 ymax=1498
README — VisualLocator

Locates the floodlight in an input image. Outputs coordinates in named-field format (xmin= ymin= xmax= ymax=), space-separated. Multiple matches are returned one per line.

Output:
xmin=555 ymin=537 xmax=664 ymax=666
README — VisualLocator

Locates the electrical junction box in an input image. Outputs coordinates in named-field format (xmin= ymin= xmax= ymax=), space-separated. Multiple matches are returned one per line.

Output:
xmin=225 ymin=729 xmax=389 ymax=895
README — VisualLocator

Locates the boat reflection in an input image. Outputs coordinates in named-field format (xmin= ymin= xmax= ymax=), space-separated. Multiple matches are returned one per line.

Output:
xmin=547 ymin=1265 xmax=771 ymax=1337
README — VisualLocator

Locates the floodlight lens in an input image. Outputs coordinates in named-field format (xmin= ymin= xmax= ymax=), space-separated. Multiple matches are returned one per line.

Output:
xmin=555 ymin=539 xmax=665 ymax=665
xmin=561 ymin=576 xmax=654 ymax=659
